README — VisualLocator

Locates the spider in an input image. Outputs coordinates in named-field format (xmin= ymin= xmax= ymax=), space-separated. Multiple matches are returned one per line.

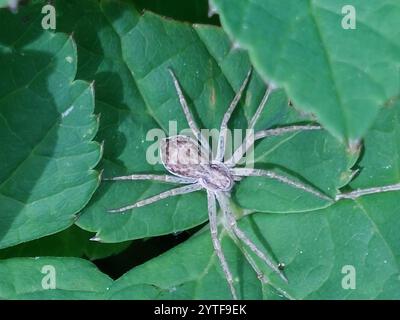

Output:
xmin=103 ymin=68 xmax=400 ymax=299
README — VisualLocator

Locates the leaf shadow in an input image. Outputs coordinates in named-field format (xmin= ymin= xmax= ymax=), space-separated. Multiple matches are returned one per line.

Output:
xmin=0 ymin=50 xmax=59 ymax=248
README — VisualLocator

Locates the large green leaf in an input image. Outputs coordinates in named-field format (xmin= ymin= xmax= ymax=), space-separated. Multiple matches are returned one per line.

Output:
xmin=0 ymin=257 xmax=112 ymax=299
xmin=350 ymin=103 xmax=400 ymax=189
xmin=2 ymin=188 xmax=399 ymax=300
xmin=106 ymin=104 xmax=400 ymax=299
xmin=211 ymin=0 xmax=400 ymax=142
xmin=49 ymin=0 xmax=354 ymax=243
xmin=0 ymin=6 xmax=101 ymax=249
xmin=108 ymin=192 xmax=400 ymax=299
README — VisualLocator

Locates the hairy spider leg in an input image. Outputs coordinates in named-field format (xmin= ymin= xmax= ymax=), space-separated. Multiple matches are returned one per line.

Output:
xmin=227 ymin=125 xmax=322 ymax=167
xmin=207 ymin=190 xmax=238 ymax=300
xmin=336 ymin=183 xmax=400 ymax=200
xmin=103 ymin=174 xmax=196 ymax=184
xmin=168 ymin=68 xmax=211 ymax=152
xmin=216 ymin=192 xmax=288 ymax=283
xmin=217 ymin=193 xmax=296 ymax=300
xmin=215 ymin=68 xmax=253 ymax=162
xmin=254 ymin=125 xmax=321 ymax=141
xmin=225 ymin=84 xmax=276 ymax=166
xmin=248 ymin=84 xmax=276 ymax=129
xmin=108 ymin=183 xmax=203 ymax=213
xmin=231 ymin=168 xmax=332 ymax=202
xmin=224 ymin=224 xmax=268 ymax=284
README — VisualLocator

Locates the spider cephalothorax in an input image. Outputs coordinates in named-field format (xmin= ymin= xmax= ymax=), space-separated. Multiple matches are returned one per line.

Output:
xmin=104 ymin=67 xmax=397 ymax=299
xmin=160 ymin=135 xmax=234 ymax=192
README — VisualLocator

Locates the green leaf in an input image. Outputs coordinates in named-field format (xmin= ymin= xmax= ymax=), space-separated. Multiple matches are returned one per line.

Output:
xmin=350 ymin=103 xmax=400 ymax=189
xmin=107 ymin=191 xmax=400 ymax=299
xmin=234 ymin=89 xmax=358 ymax=213
xmin=0 ymin=257 xmax=112 ymax=299
xmin=0 ymin=225 xmax=131 ymax=260
xmin=107 ymin=102 xmax=400 ymax=299
xmin=50 ymin=0 xmax=355 ymax=243
xmin=211 ymin=0 xmax=400 ymax=141
xmin=5 ymin=0 xmax=395 ymax=300
xmin=0 ymin=6 xmax=101 ymax=249
xmin=108 ymin=225 xmax=264 ymax=299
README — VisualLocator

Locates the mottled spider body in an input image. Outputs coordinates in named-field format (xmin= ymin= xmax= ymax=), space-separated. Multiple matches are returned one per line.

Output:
xmin=198 ymin=162 xmax=234 ymax=192
xmin=161 ymin=135 xmax=234 ymax=191
xmin=105 ymin=67 xmax=394 ymax=299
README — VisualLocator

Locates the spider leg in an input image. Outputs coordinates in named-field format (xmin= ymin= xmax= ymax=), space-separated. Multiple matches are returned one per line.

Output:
xmin=222 ymin=216 xmax=270 ymax=289
xmin=336 ymin=183 xmax=400 ymax=201
xmin=215 ymin=68 xmax=252 ymax=162
xmin=232 ymin=168 xmax=332 ymax=202
xmin=232 ymin=235 xmax=268 ymax=284
xmin=168 ymin=68 xmax=210 ymax=151
xmin=103 ymin=174 xmax=195 ymax=184
xmin=224 ymin=84 xmax=275 ymax=166
xmin=254 ymin=125 xmax=321 ymax=141
xmin=218 ymin=203 xmax=268 ymax=284
xmin=108 ymin=183 xmax=202 ymax=213
xmin=225 ymin=125 xmax=321 ymax=167
xmin=248 ymin=84 xmax=276 ymax=130
xmin=216 ymin=192 xmax=288 ymax=283
xmin=207 ymin=190 xmax=237 ymax=300
xmin=220 ymin=211 xmax=295 ymax=300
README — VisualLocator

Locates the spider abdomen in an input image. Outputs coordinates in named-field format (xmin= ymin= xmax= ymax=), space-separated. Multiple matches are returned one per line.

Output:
xmin=160 ymin=135 xmax=209 ymax=179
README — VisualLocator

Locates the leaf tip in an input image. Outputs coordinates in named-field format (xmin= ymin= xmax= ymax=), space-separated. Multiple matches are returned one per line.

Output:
xmin=230 ymin=41 xmax=241 ymax=51
xmin=347 ymin=138 xmax=362 ymax=155
xmin=89 ymin=80 xmax=96 ymax=97
xmin=99 ymin=139 xmax=105 ymax=154
xmin=98 ymin=168 xmax=105 ymax=181
xmin=90 ymin=235 xmax=102 ymax=242
xmin=208 ymin=0 xmax=218 ymax=17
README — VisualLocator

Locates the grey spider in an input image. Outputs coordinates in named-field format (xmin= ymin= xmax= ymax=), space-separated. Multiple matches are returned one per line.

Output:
xmin=104 ymin=68 xmax=399 ymax=299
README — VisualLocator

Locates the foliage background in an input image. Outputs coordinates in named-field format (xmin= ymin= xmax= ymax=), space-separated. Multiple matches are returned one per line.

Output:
xmin=0 ymin=0 xmax=399 ymax=299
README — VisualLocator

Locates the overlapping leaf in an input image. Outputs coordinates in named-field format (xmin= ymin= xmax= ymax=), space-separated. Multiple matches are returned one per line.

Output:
xmin=0 ymin=257 xmax=112 ymax=299
xmin=1 ymin=0 xmax=399 ymax=300
xmin=0 ymin=6 xmax=101 ymax=249
xmin=0 ymin=225 xmax=131 ymax=260
xmin=108 ymin=190 xmax=400 ymax=299
xmin=234 ymin=89 xmax=358 ymax=213
xmin=108 ymin=101 xmax=400 ymax=299
xmin=211 ymin=0 xmax=400 ymax=141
